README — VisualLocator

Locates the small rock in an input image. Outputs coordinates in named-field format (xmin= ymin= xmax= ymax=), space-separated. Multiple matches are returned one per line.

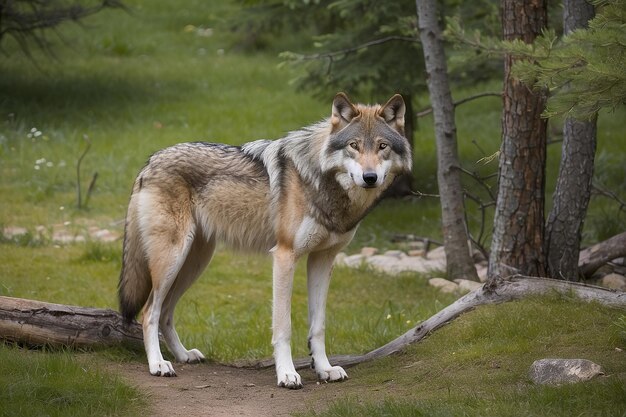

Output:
xmin=2 ymin=226 xmax=28 ymax=238
xmin=454 ymin=279 xmax=483 ymax=293
xmin=428 ymin=278 xmax=458 ymax=294
xmin=93 ymin=229 xmax=120 ymax=242
xmin=367 ymin=255 xmax=403 ymax=274
xmin=408 ymin=241 xmax=425 ymax=250
xmin=407 ymin=249 xmax=425 ymax=257
xmin=600 ymin=273 xmax=626 ymax=291
xmin=360 ymin=247 xmax=379 ymax=257
xmin=343 ymin=254 xmax=365 ymax=268
xmin=476 ymin=264 xmax=489 ymax=282
xmin=426 ymin=246 xmax=446 ymax=261
xmin=334 ymin=252 xmax=347 ymax=266
xmin=384 ymin=250 xmax=405 ymax=259
xmin=529 ymin=359 xmax=604 ymax=386
xmin=35 ymin=225 xmax=49 ymax=239
xmin=52 ymin=230 xmax=76 ymax=243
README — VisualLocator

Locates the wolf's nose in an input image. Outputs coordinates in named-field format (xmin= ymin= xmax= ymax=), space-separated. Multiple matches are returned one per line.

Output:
xmin=363 ymin=172 xmax=378 ymax=185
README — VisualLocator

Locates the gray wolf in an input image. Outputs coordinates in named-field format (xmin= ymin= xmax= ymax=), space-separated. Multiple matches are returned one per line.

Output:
xmin=118 ymin=93 xmax=412 ymax=389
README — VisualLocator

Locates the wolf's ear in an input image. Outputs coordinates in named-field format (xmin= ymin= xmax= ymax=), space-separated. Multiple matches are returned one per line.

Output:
xmin=331 ymin=92 xmax=359 ymax=132
xmin=378 ymin=94 xmax=406 ymax=134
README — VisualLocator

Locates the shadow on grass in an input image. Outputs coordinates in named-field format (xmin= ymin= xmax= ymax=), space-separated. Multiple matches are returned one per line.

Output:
xmin=0 ymin=70 xmax=194 ymax=125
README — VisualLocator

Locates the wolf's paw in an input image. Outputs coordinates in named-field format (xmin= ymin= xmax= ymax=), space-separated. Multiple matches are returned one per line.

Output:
xmin=179 ymin=348 xmax=206 ymax=364
xmin=149 ymin=360 xmax=177 ymax=377
xmin=316 ymin=366 xmax=348 ymax=383
xmin=277 ymin=370 xmax=303 ymax=389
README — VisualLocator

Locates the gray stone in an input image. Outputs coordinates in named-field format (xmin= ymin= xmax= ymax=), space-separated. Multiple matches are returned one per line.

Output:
xmin=407 ymin=249 xmax=425 ymax=257
xmin=426 ymin=246 xmax=446 ymax=261
xmin=90 ymin=228 xmax=120 ymax=242
xmin=529 ymin=359 xmax=604 ymax=386
xmin=408 ymin=241 xmax=426 ymax=251
xmin=454 ymin=279 xmax=483 ymax=293
xmin=428 ymin=278 xmax=458 ymax=294
xmin=334 ymin=252 xmax=347 ymax=266
xmin=383 ymin=250 xmax=405 ymax=259
xmin=360 ymin=247 xmax=379 ymax=257
xmin=343 ymin=254 xmax=365 ymax=268
xmin=600 ymin=273 xmax=626 ymax=291
xmin=366 ymin=254 xmax=446 ymax=275
xmin=52 ymin=230 xmax=76 ymax=243
xmin=2 ymin=226 xmax=28 ymax=238
xmin=476 ymin=265 xmax=489 ymax=282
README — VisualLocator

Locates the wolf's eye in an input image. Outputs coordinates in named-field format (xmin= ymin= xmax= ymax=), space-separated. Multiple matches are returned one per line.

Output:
xmin=379 ymin=143 xmax=388 ymax=150
xmin=349 ymin=142 xmax=358 ymax=150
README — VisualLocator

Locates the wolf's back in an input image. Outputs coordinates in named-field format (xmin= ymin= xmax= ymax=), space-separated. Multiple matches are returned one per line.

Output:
xmin=118 ymin=191 xmax=151 ymax=323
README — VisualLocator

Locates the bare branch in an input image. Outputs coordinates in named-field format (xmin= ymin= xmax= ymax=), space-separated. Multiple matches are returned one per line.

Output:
xmin=592 ymin=183 xmax=626 ymax=212
xmin=416 ymin=91 xmax=502 ymax=118
xmin=283 ymin=36 xmax=420 ymax=62
xmin=238 ymin=276 xmax=625 ymax=370
xmin=410 ymin=189 xmax=440 ymax=199
xmin=76 ymin=134 xmax=92 ymax=209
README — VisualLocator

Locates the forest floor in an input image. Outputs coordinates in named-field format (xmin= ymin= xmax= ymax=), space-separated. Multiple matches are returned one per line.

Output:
xmin=107 ymin=360 xmax=348 ymax=417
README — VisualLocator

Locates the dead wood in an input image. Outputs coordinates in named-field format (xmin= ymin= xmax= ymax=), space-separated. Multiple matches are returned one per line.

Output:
xmin=236 ymin=276 xmax=625 ymax=370
xmin=578 ymin=231 xmax=626 ymax=278
xmin=0 ymin=296 xmax=144 ymax=349
xmin=1 ymin=276 xmax=624 ymax=371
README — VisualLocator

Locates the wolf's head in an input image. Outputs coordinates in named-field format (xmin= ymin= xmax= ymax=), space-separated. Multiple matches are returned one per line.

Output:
xmin=321 ymin=93 xmax=412 ymax=190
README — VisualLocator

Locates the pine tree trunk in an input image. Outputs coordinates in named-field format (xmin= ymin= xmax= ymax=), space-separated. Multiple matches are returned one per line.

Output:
xmin=545 ymin=0 xmax=597 ymax=281
xmin=488 ymin=0 xmax=548 ymax=280
xmin=416 ymin=0 xmax=479 ymax=281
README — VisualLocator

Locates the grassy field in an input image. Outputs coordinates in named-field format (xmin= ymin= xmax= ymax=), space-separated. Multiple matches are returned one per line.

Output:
xmin=301 ymin=296 xmax=626 ymax=417
xmin=1 ymin=0 xmax=625 ymax=416
xmin=0 ymin=345 xmax=144 ymax=417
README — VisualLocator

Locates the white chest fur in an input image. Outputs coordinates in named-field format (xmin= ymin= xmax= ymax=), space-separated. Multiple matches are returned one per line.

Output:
xmin=293 ymin=216 xmax=356 ymax=256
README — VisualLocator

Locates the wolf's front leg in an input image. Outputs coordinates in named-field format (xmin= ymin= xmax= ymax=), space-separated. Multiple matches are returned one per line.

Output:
xmin=272 ymin=246 xmax=302 ymax=389
xmin=306 ymin=249 xmax=348 ymax=383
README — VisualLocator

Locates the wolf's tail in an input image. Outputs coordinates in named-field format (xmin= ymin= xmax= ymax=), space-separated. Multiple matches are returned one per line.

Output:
xmin=118 ymin=193 xmax=151 ymax=324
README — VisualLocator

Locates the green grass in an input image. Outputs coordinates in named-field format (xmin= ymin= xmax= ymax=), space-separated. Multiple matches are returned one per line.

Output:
xmin=0 ymin=344 xmax=144 ymax=417
xmin=0 ymin=242 xmax=457 ymax=362
xmin=302 ymin=296 xmax=626 ymax=417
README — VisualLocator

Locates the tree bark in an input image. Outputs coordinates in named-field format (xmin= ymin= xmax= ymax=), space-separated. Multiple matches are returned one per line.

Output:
xmin=416 ymin=0 xmax=479 ymax=281
xmin=488 ymin=0 xmax=548 ymax=281
xmin=545 ymin=0 xmax=597 ymax=281
xmin=0 ymin=296 xmax=144 ymax=349
xmin=240 ymin=275 xmax=625 ymax=370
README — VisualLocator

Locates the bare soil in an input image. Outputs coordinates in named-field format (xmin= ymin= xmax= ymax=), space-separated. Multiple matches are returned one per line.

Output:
xmin=108 ymin=361 xmax=349 ymax=417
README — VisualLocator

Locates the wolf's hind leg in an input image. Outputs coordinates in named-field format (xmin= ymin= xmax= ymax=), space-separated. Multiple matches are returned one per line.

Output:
xmin=139 ymin=196 xmax=196 ymax=377
xmin=307 ymin=248 xmax=348 ymax=382
xmin=160 ymin=233 xmax=216 ymax=364
xmin=142 ymin=235 xmax=193 ymax=377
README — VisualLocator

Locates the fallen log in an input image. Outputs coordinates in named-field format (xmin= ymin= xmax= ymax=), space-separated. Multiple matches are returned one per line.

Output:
xmin=1 ymin=276 xmax=624 ymax=370
xmin=0 ymin=296 xmax=144 ymax=349
xmin=237 ymin=275 xmax=626 ymax=370
xmin=578 ymin=231 xmax=626 ymax=278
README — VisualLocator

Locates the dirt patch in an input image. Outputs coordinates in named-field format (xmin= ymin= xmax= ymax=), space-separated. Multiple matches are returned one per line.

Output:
xmin=107 ymin=361 xmax=347 ymax=416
